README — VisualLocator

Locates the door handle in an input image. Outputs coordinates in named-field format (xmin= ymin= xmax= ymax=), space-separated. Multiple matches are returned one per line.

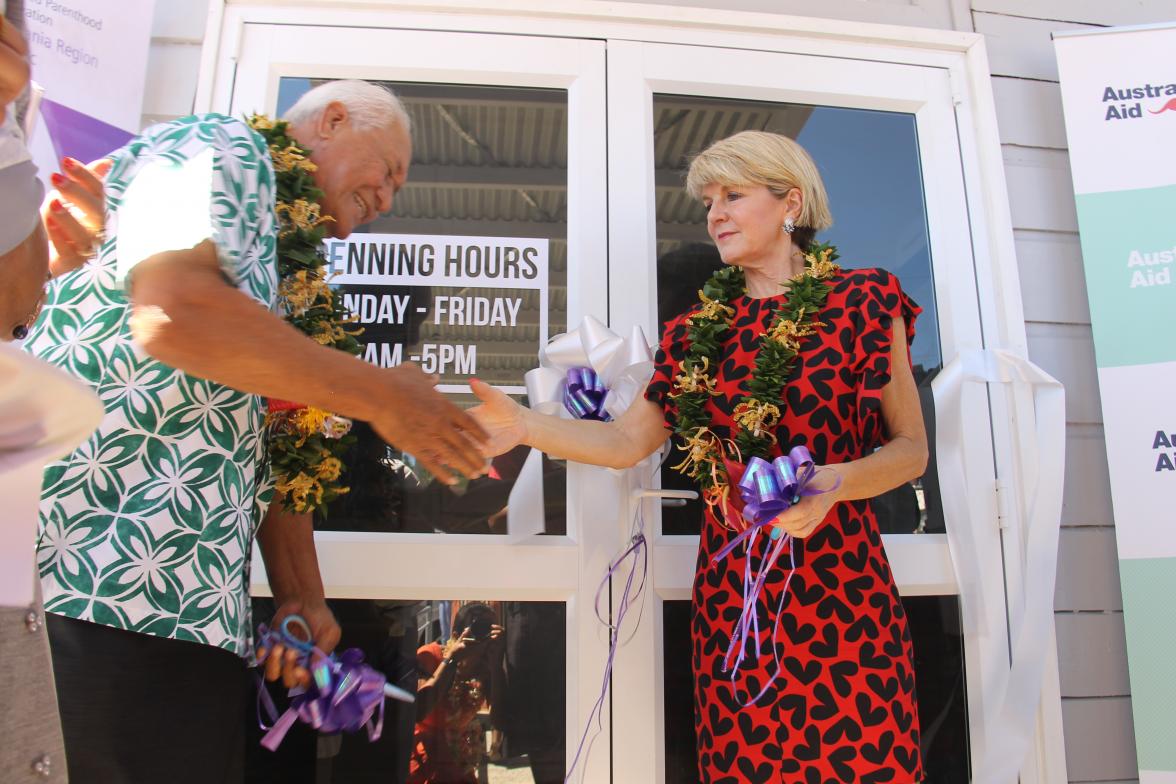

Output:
xmin=631 ymin=488 xmax=699 ymax=503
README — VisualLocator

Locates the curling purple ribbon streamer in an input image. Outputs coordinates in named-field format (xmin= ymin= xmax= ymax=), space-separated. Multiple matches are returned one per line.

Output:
xmin=710 ymin=446 xmax=839 ymax=706
xmin=254 ymin=620 xmax=387 ymax=751
xmin=564 ymin=532 xmax=647 ymax=783
xmin=562 ymin=367 xmax=612 ymax=422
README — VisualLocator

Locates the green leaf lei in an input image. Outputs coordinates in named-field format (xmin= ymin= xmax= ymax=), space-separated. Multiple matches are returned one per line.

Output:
xmin=248 ymin=115 xmax=362 ymax=514
xmin=669 ymin=242 xmax=841 ymax=516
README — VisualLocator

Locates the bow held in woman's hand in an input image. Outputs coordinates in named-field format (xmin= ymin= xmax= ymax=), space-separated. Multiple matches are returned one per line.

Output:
xmin=713 ymin=446 xmax=841 ymax=561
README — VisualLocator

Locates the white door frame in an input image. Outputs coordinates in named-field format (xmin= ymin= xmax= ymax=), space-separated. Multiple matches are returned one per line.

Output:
xmin=199 ymin=3 xmax=1066 ymax=781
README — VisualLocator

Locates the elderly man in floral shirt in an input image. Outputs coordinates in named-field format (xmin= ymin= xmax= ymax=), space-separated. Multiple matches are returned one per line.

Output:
xmin=24 ymin=79 xmax=486 ymax=784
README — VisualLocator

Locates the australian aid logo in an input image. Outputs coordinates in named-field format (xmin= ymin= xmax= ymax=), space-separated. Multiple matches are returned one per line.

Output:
xmin=1153 ymin=429 xmax=1176 ymax=471
xmin=1102 ymin=82 xmax=1176 ymax=120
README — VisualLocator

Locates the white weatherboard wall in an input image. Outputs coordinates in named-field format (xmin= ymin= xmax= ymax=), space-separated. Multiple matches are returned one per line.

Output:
xmin=140 ymin=1 xmax=209 ymax=128
xmin=146 ymin=1 xmax=1176 ymax=782
xmin=976 ymin=4 xmax=1176 ymax=782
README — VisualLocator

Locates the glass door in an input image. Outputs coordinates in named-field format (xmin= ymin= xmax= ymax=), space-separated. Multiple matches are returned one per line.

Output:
xmin=216 ymin=21 xmax=1018 ymax=783
xmin=226 ymin=24 xmax=613 ymax=783
xmin=605 ymin=40 xmax=1008 ymax=784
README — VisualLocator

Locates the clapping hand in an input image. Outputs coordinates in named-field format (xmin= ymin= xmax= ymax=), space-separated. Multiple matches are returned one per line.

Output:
xmin=0 ymin=15 xmax=29 ymax=122
xmin=43 ymin=157 xmax=111 ymax=277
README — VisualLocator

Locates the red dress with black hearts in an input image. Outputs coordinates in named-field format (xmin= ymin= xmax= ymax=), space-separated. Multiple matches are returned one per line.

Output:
xmin=645 ymin=268 xmax=924 ymax=783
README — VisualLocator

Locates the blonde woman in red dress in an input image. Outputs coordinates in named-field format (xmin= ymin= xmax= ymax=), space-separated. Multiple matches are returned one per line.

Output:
xmin=470 ymin=130 xmax=929 ymax=782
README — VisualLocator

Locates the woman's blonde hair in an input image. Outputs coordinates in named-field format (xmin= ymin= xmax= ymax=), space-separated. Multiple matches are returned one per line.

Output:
xmin=685 ymin=130 xmax=833 ymax=234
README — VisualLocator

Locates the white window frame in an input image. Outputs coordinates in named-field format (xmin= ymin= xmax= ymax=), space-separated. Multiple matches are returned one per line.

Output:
xmin=199 ymin=3 xmax=1066 ymax=781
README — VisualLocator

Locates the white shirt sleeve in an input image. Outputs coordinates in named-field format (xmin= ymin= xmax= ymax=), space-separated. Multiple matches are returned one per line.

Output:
xmin=115 ymin=146 xmax=216 ymax=285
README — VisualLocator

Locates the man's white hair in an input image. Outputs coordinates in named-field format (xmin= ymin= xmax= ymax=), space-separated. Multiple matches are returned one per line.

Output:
xmin=283 ymin=79 xmax=412 ymax=134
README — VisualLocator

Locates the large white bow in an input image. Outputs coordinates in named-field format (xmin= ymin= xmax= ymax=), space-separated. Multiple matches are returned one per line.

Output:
xmin=932 ymin=349 xmax=1065 ymax=782
xmin=506 ymin=315 xmax=655 ymax=540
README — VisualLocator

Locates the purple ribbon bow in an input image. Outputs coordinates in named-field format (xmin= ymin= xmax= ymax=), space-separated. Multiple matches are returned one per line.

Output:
xmin=562 ymin=367 xmax=611 ymax=421
xmin=714 ymin=446 xmax=833 ymax=562
xmin=710 ymin=446 xmax=840 ymax=706
xmin=738 ymin=446 xmax=819 ymax=526
xmin=255 ymin=617 xmax=393 ymax=751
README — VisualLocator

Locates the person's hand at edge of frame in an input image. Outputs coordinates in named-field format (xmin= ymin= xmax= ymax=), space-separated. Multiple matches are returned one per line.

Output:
xmin=0 ymin=15 xmax=30 ymax=122
xmin=43 ymin=157 xmax=111 ymax=277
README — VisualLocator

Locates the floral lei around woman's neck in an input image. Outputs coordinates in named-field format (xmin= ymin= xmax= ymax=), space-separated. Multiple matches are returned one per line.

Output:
xmin=248 ymin=114 xmax=363 ymax=514
xmin=669 ymin=242 xmax=841 ymax=525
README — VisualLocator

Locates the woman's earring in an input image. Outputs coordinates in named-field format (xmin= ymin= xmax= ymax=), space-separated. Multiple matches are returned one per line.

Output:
xmin=782 ymin=218 xmax=796 ymax=234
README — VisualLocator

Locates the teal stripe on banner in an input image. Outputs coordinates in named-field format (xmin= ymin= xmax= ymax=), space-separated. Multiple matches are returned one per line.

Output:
xmin=1076 ymin=185 xmax=1176 ymax=368
xmin=1119 ymin=557 xmax=1176 ymax=772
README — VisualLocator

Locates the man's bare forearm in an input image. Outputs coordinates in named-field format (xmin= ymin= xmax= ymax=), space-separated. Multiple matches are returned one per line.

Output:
xmin=129 ymin=241 xmax=386 ymax=422
xmin=256 ymin=501 xmax=325 ymax=606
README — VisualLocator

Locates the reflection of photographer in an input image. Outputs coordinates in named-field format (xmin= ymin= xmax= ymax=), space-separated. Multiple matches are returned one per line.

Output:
xmin=409 ymin=603 xmax=505 ymax=784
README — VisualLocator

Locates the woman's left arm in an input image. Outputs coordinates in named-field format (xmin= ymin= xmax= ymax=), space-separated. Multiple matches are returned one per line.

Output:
xmin=773 ymin=315 xmax=928 ymax=539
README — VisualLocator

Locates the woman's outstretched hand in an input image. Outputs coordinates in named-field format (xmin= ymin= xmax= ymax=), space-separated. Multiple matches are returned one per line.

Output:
xmin=468 ymin=378 xmax=528 ymax=458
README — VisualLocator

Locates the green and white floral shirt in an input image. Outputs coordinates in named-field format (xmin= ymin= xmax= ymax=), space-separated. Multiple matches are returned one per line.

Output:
xmin=25 ymin=114 xmax=279 ymax=657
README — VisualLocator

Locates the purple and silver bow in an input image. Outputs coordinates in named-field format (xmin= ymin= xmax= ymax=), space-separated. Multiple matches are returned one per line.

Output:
xmin=506 ymin=316 xmax=654 ymax=540
xmin=255 ymin=616 xmax=414 ymax=751
xmin=525 ymin=315 xmax=654 ymax=423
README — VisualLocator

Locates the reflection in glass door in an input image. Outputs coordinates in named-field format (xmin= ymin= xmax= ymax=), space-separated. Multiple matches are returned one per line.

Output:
xmin=274 ymin=78 xmax=571 ymax=539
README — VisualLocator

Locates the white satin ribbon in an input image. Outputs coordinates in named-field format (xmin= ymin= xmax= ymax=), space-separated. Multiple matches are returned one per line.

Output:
xmin=505 ymin=315 xmax=655 ymax=541
xmin=932 ymin=348 xmax=1065 ymax=783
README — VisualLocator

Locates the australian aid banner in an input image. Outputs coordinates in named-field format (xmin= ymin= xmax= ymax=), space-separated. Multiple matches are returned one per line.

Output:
xmin=1055 ymin=24 xmax=1176 ymax=783
xmin=18 ymin=0 xmax=155 ymax=183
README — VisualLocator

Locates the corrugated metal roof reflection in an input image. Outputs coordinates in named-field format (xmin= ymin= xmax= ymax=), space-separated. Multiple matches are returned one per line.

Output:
xmin=352 ymin=85 xmax=821 ymax=381
xmin=405 ymin=102 xmax=568 ymax=168
xmin=388 ymin=189 xmax=567 ymax=224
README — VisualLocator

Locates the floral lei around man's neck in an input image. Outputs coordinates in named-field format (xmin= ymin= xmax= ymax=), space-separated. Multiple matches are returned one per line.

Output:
xmin=669 ymin=242 xmax=841 ymax=525
xmin=248 ymin=114 xmax=363 ymax=514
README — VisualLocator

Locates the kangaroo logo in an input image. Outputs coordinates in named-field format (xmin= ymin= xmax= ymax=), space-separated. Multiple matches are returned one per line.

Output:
xmin=1149 ymin=97 xmax=1176 ymax=114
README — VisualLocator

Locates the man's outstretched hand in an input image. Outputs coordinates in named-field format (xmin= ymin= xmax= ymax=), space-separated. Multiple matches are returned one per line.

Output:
xmin=370 ymin=363 xmax=489 ymax=485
